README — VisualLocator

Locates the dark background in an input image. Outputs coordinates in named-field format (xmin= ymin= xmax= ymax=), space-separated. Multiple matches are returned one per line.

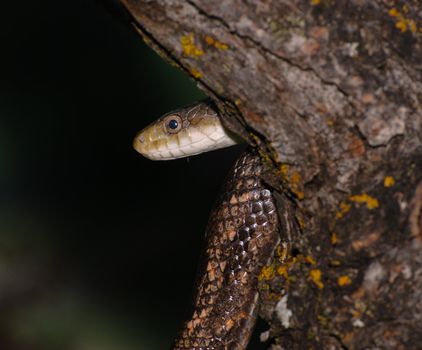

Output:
xmin=0 ymin=1 xmax=262 ymax=349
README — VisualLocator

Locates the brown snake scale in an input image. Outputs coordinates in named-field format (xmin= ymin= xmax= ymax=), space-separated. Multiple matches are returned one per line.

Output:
xmin=172 ymin=148 xmax=280 ymax=350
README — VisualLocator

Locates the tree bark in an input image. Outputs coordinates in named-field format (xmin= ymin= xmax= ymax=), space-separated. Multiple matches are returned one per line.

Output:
xmin=120 ymin=1 xmax=422 ymax=349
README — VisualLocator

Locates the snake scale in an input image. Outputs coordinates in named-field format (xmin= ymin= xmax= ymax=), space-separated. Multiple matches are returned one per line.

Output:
xmin=134 ymin=100 xmax=280 ymax=349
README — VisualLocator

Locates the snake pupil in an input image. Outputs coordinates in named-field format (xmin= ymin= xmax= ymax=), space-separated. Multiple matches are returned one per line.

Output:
xmin=168 ymin=119 xmax=179 ymax=130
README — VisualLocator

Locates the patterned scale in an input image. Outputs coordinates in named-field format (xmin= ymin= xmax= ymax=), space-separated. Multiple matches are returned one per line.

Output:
xmin=173 ymin=148 xmax=280 ymax=350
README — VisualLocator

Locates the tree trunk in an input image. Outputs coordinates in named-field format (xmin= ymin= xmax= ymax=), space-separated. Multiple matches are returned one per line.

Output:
xmin=120 ymin=1 xmax=422 ymax=348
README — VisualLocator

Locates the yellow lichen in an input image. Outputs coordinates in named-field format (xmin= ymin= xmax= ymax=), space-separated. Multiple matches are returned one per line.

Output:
xmin=396 ymin=19 xmax=408 ymax=32
xmin=291 ymin=171 xmax=301 ymax=184
xmin=205 ymin=35 xmax=229 ymax=50
xmin=279 ymin=164 xmax=289 ymax=179
xmin=290 ymin=171 xmax=304 ymax=200
xmin=388 ymin=7 xmax=420 ymax=33
xmin=215 ymin=42 xmax=229 ymax=50
xmin=305 ymin=256 xmax=317 ymax=265
xmin=336 ymin=201 xmax=351 ymax=219
xmin=181 ymin=33 xmax=204 ymax=57
xmin=294 ymin=190 xmax=305 ymax=200
xmin=250 ymin=134 xmax=275 ymax=168
xmin=277 ymin=265 xmax=289 ymax=279
xmin=204 ymin=36 xmax=214 ymax=45
xmin=338 ymin=275 xmax=352 ymax=286
xmin=190 ymin=67 xmax=202 ymax=78
xmin=278 ymin=165 xmax=304 ymax=200
xmin=309 ymin=269 xmax=324 ymax=289
xmin=311 ymin=0 xmax=321 ymax=5
xmin=330 ymin=260 xmax=342 ymax=267
xmin=331 ymin=232 xmax=338 ymax=245
xmin=259 ymin=265 xmax=276 ymax=281
xmin=276 ymin=244 xmax=289 ymax=262
xmin=384 ymin=176 xmax=395 ymax=187
xmin=248 ymin=133 xmax=260 ymax=147
xmin=408 ymin=20 xmax=417 ymax=33
xmin=350 ymin=308 xmax=361 ymax=318
xmin=349 ymin=193 xmax=379 ymax=209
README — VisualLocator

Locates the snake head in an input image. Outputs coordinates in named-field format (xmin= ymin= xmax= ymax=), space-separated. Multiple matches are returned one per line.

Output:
xmin=133 ymin=100 xmax=239 ymax=160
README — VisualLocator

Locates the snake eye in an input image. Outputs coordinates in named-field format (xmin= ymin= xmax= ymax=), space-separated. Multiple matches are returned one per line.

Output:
xmin=168 ymin=119 xmax=178 ymax=129
xmin=164 ymin=115 xmax=182 ymax=134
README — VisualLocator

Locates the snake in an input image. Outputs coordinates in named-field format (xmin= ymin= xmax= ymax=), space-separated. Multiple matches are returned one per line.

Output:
xmin=133 ymin=99 xmax=280 ymax=350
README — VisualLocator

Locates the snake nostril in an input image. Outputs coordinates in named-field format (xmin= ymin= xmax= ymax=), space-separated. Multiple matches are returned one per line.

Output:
xmin=138 ymin=135 xmax=145 ymax=143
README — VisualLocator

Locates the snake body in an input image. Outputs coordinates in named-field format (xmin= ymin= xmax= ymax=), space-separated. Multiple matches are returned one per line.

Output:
xmin=134 ymin=100 xmax=280 ymax=349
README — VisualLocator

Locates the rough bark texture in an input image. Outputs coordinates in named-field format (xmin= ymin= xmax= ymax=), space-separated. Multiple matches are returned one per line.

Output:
xmin=120 ymin=1 xmax=422 ymax=349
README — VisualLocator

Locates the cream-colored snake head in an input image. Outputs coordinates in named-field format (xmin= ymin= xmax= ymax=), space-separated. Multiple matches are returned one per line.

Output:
xmin=133 ymin=100 xmax=239 ymax=160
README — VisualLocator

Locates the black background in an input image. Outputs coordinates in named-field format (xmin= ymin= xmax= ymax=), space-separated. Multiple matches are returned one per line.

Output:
xmin=0 ymin=1 xmax=265 ymax=349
